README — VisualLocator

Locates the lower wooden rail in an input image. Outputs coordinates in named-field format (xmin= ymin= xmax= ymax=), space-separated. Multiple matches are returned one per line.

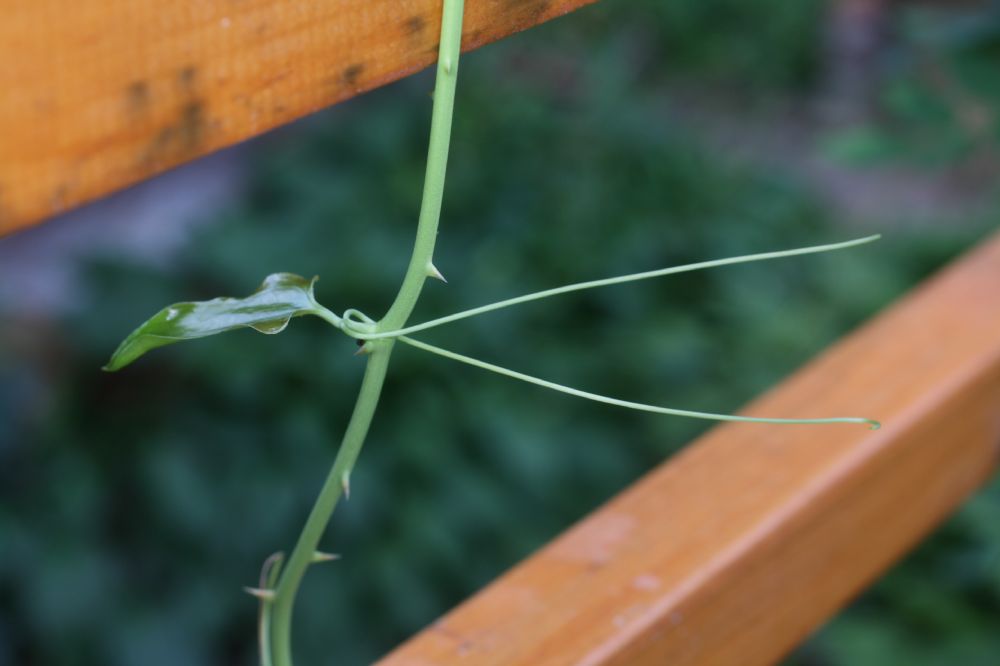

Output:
xmin=380 ymin=231 xmax=1000 ymax=665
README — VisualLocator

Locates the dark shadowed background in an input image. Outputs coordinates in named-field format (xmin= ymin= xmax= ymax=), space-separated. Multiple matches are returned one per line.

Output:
xmin=1 ymin=0 xmax=999 ymax=664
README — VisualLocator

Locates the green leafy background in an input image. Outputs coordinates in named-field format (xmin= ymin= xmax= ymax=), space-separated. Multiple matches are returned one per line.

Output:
xmin=2 ymin=1 xmax=999 ymax=664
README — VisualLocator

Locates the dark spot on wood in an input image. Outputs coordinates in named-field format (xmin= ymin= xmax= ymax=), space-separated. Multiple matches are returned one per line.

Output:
xmin=429 ymin=623 xmax=475 ymax=655
xmin=33 ymin=98 xmax=55 ymax=115
xmin=179 ymin=66 xmax=198 ymax=89
xmin=138 ymin=98 xmax=207 ymax=170
xmin=125 ymin=81 xmax=150 ymax=116
xmin=179 ymin=101 xmax=206 ymax=151
xmin=137 ymin=63 xmax=207 ymax=168
xmin=506 ymin=0 xmax=551 ymax=22
xmin=467 ymin=29 xmax=485 ymax=46
xmin=323 ymin=74 xmax=355 ymax=103
xmin=403 ymin=15 xmax=426 ymax=37
xmin=50 ymin=183 xmax=70 ymax=213
xmin=260 ymin=69 xmax=291 ymax=88
xmin=144 ymin=126 xmax=176 ymax=168
xmin=342 ymin=63 xmax=365 ymax=87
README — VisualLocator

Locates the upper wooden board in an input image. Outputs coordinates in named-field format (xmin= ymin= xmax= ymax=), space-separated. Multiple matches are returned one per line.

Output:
xmin=0 ymin=0 xmax=598 ymax=235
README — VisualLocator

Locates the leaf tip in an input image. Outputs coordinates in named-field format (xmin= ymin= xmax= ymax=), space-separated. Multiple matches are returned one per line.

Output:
xmin=101 ymin=349 xmax=130 ymax=372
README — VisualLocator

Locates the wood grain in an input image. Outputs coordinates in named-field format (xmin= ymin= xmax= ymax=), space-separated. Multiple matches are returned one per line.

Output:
xmin=380 ymin=231 xmax=1000 ymax=665
xmin=0 ymin=0 xmax=599 ymax=235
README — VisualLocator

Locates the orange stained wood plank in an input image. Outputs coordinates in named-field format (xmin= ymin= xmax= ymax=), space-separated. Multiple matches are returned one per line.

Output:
xmin=0 ymin=0 xmax=599 ymax=236
xmin=380 ymin=231 xmax=1000 ymax=666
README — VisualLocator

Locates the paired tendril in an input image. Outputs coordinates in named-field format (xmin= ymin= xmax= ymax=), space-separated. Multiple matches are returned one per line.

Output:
xmin=321 ymin=236 xmax=883 ymax=430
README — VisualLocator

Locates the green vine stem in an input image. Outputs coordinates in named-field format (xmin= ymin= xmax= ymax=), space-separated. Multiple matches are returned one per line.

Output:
xmin=266 ymin=0 xmax=466 ymax=663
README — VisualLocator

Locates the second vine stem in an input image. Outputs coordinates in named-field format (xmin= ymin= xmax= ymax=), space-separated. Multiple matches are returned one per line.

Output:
xmin=265 ymin=0 xmax=467 ymax=664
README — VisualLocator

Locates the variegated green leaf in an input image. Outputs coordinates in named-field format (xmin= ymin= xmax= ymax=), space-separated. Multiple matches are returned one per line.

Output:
xmin=104 ymin=273 xmax=323 ymax=371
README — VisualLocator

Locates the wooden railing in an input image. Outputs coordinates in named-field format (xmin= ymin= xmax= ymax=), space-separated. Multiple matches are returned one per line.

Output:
xmin=0 ymin=0 xmax=597 ymax=235
xmin=4 ymin=2 xmax=999 ymax=664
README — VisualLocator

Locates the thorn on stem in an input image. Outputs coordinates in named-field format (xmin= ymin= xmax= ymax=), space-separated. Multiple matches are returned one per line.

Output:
xmin=244 ymin=586 xmax=276 ymax=602
xmin=354 ymin=341 xmax=372 ymax=356
xmin=312 ymin=551 xmax=341 ymax=563
xmin=426 ymin=262 xmax=448 ymax=283
xmin=341 ymin=471 xmax=351 ymax=500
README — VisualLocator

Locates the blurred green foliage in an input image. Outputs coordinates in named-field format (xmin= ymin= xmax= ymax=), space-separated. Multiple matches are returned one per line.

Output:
xmin=823 ymin=2 xmax=1000 ymax=166
xmin=1 ymin=1 xmax=998 ymax=664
